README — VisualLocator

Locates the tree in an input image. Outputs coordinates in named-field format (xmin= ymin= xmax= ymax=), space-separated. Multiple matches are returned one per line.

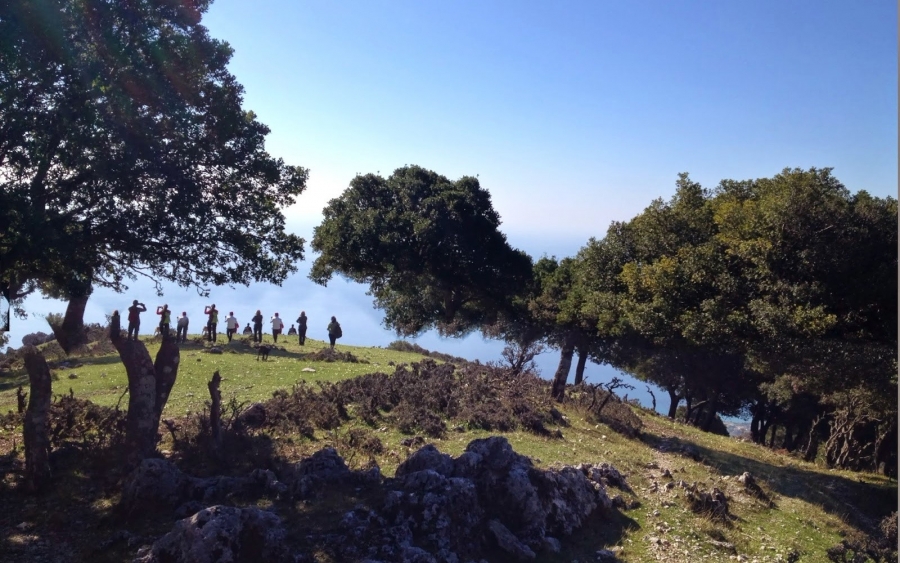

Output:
xmin=1 ymin=0 xmax=308 ymax=463
xmin=310 ymin=165 xmax=532 ymax=336
xmin=0 ymin=0 xmax=308 ymax=341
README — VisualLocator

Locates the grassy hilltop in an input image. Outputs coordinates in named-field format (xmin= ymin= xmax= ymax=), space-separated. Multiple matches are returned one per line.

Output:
xmin=0 ymin=335 xmax=895 ymax=563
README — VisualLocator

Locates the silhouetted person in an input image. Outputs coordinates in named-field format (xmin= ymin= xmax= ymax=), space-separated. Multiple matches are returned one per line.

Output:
xmin=242 ymin=323 xmax=253 ymax=335
xmin=205 ymin=304 xmax=218 ymax=343
xmin=176 ymin=312 xmax=189 ymax=343
xmin=296 ymin=311 xmax=308 ymax=345
xmin=327 ymin=316 xmax=342 ymax=349
xmin=157 ymin=304 xmax=171 ymax=338
xmin=287 ymin=324 xmax=297 ymax=336
xmin=225 ymin=311 xmax=238 ymax=342
xmin=271 ymin=312 xmax=284 ymax=343
xmin=127 ymin=300 xmax=147 ymax=340
xmin=252 ymin=310 xmax=263 ymax=343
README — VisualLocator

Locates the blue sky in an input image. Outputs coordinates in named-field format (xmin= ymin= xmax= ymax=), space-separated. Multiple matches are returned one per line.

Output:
xmin=6 ymin=0 xmax=897 ymax=415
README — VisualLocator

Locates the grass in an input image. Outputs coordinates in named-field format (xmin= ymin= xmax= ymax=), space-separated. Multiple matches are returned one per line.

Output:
xmin=0 ymin=334 xmax=427 ymax=415
xmin=0 ymin=337 xmax=895 ymax=563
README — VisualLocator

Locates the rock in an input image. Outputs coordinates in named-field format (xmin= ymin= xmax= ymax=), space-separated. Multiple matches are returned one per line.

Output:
xmin=207 ymin=347 xmax=223 ymax=354
xmin=488 ymin=519 xmax=536 ymax=560
xmin=234 ymin=403 xmax=267 ymax=429
xmin=301 ymin=367 xmax=316 ymax=372
xmin=121 ymin=459 xmax=193 ymax=512
xmin=290 ymin=447 xmax=353 ymax=499
xmin=595 ymin=548 xmax=616 ymax=561
xmin=134 ymin=505 xmax=289 ymax=563
xmin=738 ymin=472 xmax=754 ymax=486
xmin=543 ymin=536 xmax=561 ymax=553
xmin=708 ymin=540 xmax=736 ymax=553
xmin=396 ymin=444 xmax=454 ymax=477
xmin=661 ymin=469 xmax=672 ymax=479
xmin=68 ymin=373 xmax=77 ymax=379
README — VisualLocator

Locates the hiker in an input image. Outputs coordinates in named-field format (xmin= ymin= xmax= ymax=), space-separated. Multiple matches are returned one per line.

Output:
xmin=252 ymin=310 xmax=263 ymax=343
xmin=157 ymin=304 xmax=171 ymax=338
xmin=271 ymin=312 xmax=284 ymax=343
xmin=225 ymin=311 xmax=239 ymax=342
xmin=205 ymin=304 xmax=218 ymax=343
xmin=176 ymin=312 xmax=189 ymax=343
xmin=127 ymin=300 xmax=147 ymax=340
xmin=327 ymin=316 xmax=342 ymax=349
xmin=287 ymin=324 xmax=297 ymax=336
xmin=242 ymin=322 xmax=253 ymax=336
xmin=296 ymin=311 xmax=308 ymax=345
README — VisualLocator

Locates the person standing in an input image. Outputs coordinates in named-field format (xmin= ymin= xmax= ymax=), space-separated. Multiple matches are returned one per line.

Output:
xmin=252 ymin=310 xmax=263 ymax=343
xmin=327 ymin=316 xmax=342 ymax=349
xmin=225 ymin=311 xmax=239 ymax=342
xmin=127 ymin=300 xmax=147 ymax=340
xmin=205 ymin=304 xmax=219 ymax=343
xmin=157 ymin=304 xmax=172 ymax=338
xmin=176 ymin=312 xmax=189 ymax=343
xmin=271 ymin=312 xmax=284 ymax=343
xmin=296 ymin=311 xmax=308 ymax=345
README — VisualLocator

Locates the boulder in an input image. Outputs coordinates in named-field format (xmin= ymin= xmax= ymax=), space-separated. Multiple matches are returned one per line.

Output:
xmin=133 ymin=505 xmax=289 ymax=563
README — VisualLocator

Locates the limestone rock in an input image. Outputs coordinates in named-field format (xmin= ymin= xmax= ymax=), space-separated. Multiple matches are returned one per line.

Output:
xmin=133 ymin=505 xmax=289 ymax=563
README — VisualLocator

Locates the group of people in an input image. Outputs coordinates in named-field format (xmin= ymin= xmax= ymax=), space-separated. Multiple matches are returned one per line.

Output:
xmin=123 ymin=301 xmax=343 ymax=349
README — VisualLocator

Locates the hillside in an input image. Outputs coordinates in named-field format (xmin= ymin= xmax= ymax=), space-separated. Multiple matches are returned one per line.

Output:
xmin=0 ymin=335 xmax=895 ymax=563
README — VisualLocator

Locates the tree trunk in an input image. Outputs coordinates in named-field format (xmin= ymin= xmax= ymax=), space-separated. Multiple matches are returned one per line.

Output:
xmin=572 ymin=348 xmax=588 ymax=386
xmin=22 ymin=346 xmax=52 ymax=492
xmin=208 ymin=371 xmax=222 ymax=454
xmin=16 ymin=386 xmax=27 ymax=413
xmin=111 ymin=327 xmax=180 ymax=461
xmin=666 ymin=388 xmax=680 ymax=419
xmin=700 ymin=397 xmax=719 ymax=431
xmin=50 ymin=292 xmax=91 ymax=354
xmin=152 ymin=337 xmax=180 ymax=423
xmin=551 ymin=339 xmax=575 ymax=402
xmin=782 ymin=423 xmax=795 ymax=451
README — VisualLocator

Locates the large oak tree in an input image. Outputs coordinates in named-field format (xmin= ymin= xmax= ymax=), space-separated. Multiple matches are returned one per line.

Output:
xmin=310 ymin=165 xmax=532 ymax=336
xmin=1 ymin=0 xmax=307 ymax=321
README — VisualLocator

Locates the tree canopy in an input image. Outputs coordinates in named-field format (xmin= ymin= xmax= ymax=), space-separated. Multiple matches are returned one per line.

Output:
xmin=310 ymin=165 xmax=532 ymax=336
xmin=0 ymin=0 xmax=308 ymax=307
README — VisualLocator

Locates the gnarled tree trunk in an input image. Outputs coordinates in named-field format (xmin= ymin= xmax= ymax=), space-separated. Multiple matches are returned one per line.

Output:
xmin=110 ymin=322 xmax=180 ymax=461
xmin=572 ymin=347 xmax=588 ymax=386
xmin=208 ymin=371 xmax=222 ymax=454
xmin=666 ymin=388 xmax=680 ymax=419
xmin=551 ymin=338 xmax=575 ymax=402
xmin=49 ymin=292 xmax=92 ymax=354
xmin=22 ymin=346 xmax=52 ymax=492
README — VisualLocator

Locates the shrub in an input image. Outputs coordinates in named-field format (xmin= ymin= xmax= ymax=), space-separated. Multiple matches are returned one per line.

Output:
xmin=21 ymin=331 xmax=55 ymax=347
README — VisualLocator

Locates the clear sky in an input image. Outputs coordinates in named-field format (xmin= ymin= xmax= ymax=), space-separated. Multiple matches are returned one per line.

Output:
xmin=6 ymin=0 xmax=897 ymax=415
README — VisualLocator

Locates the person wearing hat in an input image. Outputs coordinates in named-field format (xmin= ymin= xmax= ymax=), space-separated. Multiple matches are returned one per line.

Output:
xmin=127 ymin=300 xmax=147 ymax=340
xmin=225 ymin=311 xmax=239 ymax=342
xmin=270 ymin=312 xmax=284 ymax=343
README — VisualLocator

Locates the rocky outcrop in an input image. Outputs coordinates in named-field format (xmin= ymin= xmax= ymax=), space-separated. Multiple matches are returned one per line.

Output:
xmin=133 ymin=505 xmax=288 ymax=563
xmin=331 ymin=436 xmax=622 ymax=562
xmin=130 ymin=438 xmax=624 ymax=563
xmin=120 ymin=459 xmax=287 ymax=516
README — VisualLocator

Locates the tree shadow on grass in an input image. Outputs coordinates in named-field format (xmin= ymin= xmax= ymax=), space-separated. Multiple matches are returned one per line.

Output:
xmin=641 ymin=432 xmax=897 ymax=535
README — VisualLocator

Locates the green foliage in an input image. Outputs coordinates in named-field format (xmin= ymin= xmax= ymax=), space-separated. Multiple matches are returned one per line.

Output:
xmin=0 ymin=0 xmax=308 ymax=301
xmin=310 ymin=165 xmax=532 ymax=336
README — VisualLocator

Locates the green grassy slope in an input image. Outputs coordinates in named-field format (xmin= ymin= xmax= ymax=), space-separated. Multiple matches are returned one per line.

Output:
xmin=0 ymin=337 xmax=894 ymax=563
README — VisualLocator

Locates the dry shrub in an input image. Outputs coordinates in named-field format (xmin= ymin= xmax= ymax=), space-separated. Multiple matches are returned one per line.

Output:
xmin=568 ymin=385 xmax=643 ymax=437
xmin=48 ymin=392 xmax=127 ymax=452
xmin=257 ymin=360 xmax=559 ymax=440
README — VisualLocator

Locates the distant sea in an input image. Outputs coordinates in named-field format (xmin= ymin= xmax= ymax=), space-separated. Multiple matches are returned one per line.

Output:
xmin=4 ymin=226 xmax=749 ymax=425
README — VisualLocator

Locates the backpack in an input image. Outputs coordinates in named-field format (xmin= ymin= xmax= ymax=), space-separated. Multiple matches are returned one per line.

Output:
xmin=334 ymin=323 xmax=342 ymax=338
